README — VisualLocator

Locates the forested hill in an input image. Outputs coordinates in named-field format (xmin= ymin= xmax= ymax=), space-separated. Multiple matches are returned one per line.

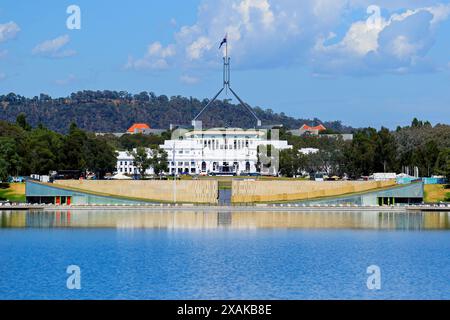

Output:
xmin=0 ymin=91 xmax=354 ymax=133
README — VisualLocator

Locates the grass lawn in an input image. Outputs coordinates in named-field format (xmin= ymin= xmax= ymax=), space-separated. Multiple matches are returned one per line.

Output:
xmin=424 ymin=184 xmax=449 ymax=203
xmin=0 ymin=183 xmax=26 ymax=203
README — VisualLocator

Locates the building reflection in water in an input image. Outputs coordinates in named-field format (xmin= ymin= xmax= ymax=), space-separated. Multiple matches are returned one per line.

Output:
xmin=1 ymin=210 xmax=450 ymax=230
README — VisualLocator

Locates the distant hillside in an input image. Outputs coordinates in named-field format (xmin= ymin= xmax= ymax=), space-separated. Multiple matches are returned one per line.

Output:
xmin=0 ymin=91 xmax=355 ymax=133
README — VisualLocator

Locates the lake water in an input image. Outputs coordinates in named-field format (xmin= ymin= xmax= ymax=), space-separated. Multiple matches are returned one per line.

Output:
xmin=0 ymin=210 xmax=449 ymax=300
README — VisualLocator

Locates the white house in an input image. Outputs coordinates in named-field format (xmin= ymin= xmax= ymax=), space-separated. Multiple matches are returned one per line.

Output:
xmin=299 ymin=148 xmax=320 ymax=155
xmin=159 ymin=128 xmax=292 ymax=175
xmin=116 ymin=128 xmax=292 ymax=176
xmin=116 ymin=149 xmax=154 ymax=176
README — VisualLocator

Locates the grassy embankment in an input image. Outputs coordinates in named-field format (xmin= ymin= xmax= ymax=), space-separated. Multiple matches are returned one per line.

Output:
xmin=424 ymin=184 xmax=450 ymax=203
xmin=0 ymin=183 xmax=26 ymax=202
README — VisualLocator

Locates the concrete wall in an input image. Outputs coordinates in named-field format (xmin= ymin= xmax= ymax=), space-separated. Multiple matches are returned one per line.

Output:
xmin=231 ymin=180 xmax=396 ymax=203
xmin=54 ymin=180 xmax=218 ymax=204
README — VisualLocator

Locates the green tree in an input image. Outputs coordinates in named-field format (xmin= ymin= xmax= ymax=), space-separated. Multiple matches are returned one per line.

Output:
xmin=435 ymin=148 xmax=450 ymax=180
xmin=0 ymin=137 xmax=21 ymax=180
xmin=150 ymin=147 xmax=168 ymax=176
xmin=131 ymin=147 xmax=152 ymax=178
xmin=25 ymin=127 xmax=64 ymax=174
xmin=85 ymin=134 xmax=118 ymax=179
xmin=0 ymin=157 xmax=8 ymax=182
xmin=61 ymin=123 xmax=88 ymax=170
xmin=374 ymin=127 xmax=398 ymax=173
xmin=16 ymin=113 xmax=31 ymax=131
xmin=411 ymin=118 xmax=421 ymax=128
xmin=118 ymin=133 xmax=164 ymax=150
xmin=279 ymin=149 xmax=307 ymax=177
xmin=345 ymin=128 xmax=378 ymax=177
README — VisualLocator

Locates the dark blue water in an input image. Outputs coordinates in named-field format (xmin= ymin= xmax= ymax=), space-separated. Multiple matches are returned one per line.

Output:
xmin=0 ymin=211 xmax=450 ymax=300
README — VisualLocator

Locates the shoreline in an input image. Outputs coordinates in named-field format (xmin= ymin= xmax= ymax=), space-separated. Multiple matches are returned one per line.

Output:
xmin=1 ymin=204 xmax=449 ymax=212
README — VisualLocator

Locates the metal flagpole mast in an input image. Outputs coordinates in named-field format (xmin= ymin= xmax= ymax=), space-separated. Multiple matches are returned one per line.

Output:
xmin=225 ymin=36 xmax=229 ymax=95
xmin=192 ymin=34 xmax=262 ymax=128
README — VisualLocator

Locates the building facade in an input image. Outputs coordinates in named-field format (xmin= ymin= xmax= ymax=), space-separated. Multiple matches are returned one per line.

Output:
xmin=116 ymin=149 xmax=154 ymax=176
xmin=159 ymin=128 xmax=292 ymax=175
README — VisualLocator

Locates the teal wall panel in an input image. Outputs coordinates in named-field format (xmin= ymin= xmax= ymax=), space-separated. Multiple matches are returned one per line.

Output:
xmin=26 ymin=181 xmax=159 ymax=205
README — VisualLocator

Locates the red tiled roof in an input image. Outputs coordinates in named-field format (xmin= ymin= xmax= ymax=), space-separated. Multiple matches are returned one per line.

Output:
xmin=300 ymin=124 xmax=326 ymax=131
xmin=127 ymin=123 xmax=150 ymax=133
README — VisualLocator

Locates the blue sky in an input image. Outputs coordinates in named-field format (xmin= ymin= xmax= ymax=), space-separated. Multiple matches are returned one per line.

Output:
xmin=1 ymin=0 xmax=450 ymax=128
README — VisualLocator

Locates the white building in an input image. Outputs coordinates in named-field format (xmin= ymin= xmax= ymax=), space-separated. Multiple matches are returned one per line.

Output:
xmin=372 ymin=172 xmax=397 ymax=181
xmin=159 ymin=128 xmax=292 ymax=176
xmin=299 ymin=148 xmax=319 ymax=155
xmin=116 ymin=149 xmax=154 ymax=176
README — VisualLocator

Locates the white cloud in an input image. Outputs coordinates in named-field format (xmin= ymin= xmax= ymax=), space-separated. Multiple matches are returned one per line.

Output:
xmin=186 ymin=37 xmax=212 ymax=60
xmin=180 ymin=74 xmax=200 ymax=85
xmin=148 ymin=42 xmax=176 ymax=58
xmin=126 ymin=0 xmax=450 ymax=75
xmin=0 ymin=21 xmax=20 ymax=43
xmin=0 ymin=72 xmax=6 ymax=81
xmin=427 ymin=3 xmax=450 ymax=24
xmin=0 ymin=49 xmax=7 ymax=59
xmin=125 ymin=42 xmax=176 ymax=70
xmin=32 ymin=35 xmax=76 ymax=58
xmin=232 ymin=0 xmax=275 ymax=31
xmin=314 ymin=5 xmax=449 ymax=74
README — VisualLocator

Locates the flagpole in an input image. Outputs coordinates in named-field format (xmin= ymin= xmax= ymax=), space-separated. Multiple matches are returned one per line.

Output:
xmin=226 ymin=37 xmax=228 ymax=61
xmin=225 ymin=36 xmax=228 ymax=95
xmin=192 ymin=34 xmax=262 ymax=127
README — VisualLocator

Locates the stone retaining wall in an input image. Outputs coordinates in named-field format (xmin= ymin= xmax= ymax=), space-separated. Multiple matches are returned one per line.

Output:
xmin=54 ymin=180 xmax=218 ymax=204
xmin=231 ymin=180 xmax=396 ymax=203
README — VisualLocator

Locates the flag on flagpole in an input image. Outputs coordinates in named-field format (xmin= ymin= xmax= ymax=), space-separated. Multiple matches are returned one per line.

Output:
xmin=219 ymin=34 xmax=227 ymax=49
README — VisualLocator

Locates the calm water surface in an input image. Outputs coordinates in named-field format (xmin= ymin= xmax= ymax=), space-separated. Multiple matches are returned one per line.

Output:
xmin=0 ymin=210 xmax=449 ymax=300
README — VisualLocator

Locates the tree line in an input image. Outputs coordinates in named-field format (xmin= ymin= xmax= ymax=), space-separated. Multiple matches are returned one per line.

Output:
xmin=276 ymin=119 xmax=449 ymax=179
xmin=0 ymin=114 xmax=170 ymax=181
xmin=1 ymin=114 xmax=449 ymax=181
xmin=0 ymin=91 xmax=352 ymax=133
